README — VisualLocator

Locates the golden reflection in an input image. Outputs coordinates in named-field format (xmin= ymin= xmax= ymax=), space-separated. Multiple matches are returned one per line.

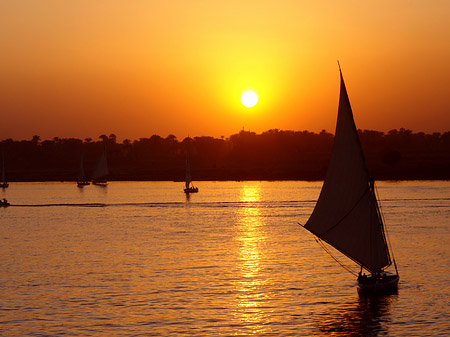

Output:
xmin=314 ymin=293 xmax=398 ymax=336
xmin=233 ymin=183 xmax=270 ymax=334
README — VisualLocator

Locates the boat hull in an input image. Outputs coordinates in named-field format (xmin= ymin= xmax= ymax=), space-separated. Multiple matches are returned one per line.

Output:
xmin=357 ymin=273 xmax=399 ymax=294
xmin=77 ymin=181 xmax=90 ymax=187
xmin=184 ymin=187 xmax=198 ymax=194
xmin=0 ymin=182 xmax=8 ymax=188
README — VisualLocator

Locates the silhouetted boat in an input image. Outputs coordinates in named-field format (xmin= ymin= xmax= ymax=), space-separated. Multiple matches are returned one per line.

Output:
xmin=77 ymin=153 xmax=90 ymax=187
xmin=0 ymin=198 xmax=9 ymax=207
xmin=301 ymin=64 xmax=399 ymax=294
xmin=1 ymin=152 xmax=8 ymax=188
xmin=184 ymin=147 xmax=198 ymax=194
xmin=92 ymin=146 xmax=108 ymax=185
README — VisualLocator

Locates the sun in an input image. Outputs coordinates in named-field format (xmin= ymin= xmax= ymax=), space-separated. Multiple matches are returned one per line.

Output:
xmin=241 ymin=90 xmax=258 ymax=108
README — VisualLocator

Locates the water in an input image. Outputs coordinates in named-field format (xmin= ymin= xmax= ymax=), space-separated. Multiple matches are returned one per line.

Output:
xmin=1 ymin=181 xmax=449 ymax=336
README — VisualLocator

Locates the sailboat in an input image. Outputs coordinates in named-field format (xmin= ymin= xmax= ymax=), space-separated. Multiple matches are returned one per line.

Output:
xmin=77 ymin=153 xmax=90 ymax=187
xmin=301 ymin=64 xmax=399 ymax=293
xmin=1 ymin=152 xmax=8 ymax=188
xmin=184 ymin=147 xmax=198 ymax=193
xmin=92 ymin=146 xmax=108 ymax=185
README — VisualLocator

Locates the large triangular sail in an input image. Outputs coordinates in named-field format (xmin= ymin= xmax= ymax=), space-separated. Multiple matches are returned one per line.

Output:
xmin=92 ymin=147 xmax=109 ymax=180
xmin=304 ymin=68 xmax=391 ymax=274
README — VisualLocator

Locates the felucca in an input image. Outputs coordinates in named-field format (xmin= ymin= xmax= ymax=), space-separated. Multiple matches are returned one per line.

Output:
xmin=0 ymin=152 xmax=8 ymax=188
xmin=184 ymin=146 xmax=198 ymax=194
xmin=92 ymin=146 xmax=108 ymax=185
xmin=77 ymin=153 xmax=90 ymax=187
xmin=301 ymin=64 xmax=399 ymax=293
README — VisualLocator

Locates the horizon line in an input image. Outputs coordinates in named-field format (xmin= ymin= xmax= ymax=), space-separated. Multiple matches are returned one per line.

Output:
xmin=1 ymin=127 xmax=449 ymax=143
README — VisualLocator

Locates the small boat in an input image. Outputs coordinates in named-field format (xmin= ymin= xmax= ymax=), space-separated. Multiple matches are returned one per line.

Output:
xmin=77 ymin=153 xmax=90 ymax=187
xmin=184 ymin=145 xmax=198 ymax=194
xmin=92 ymin=146 xmax=108 ymax=185
xmin=0 ymin=198 xmax=9 ymax=207
xmin=1 ymin=152 xmax=8 ymax=188
xmin=301 ymin=64 xmax=399 ymax=294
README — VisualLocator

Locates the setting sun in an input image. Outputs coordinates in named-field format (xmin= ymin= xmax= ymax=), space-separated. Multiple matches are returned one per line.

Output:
xmin=1 ymin=1 xmax=449 ymax=141
xmin=241 ymin=91 xmax=258 ymax=108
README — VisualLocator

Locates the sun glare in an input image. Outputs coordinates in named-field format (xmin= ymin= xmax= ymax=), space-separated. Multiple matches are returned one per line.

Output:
xmin=241 ymin=91 xmax=258 ymax=108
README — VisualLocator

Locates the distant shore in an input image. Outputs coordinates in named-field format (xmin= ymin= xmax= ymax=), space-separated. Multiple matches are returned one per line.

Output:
xmin=5 ymin=176 xmax=449 ymax=183
xmin=2 ymin=128 xmax=449 ymax=182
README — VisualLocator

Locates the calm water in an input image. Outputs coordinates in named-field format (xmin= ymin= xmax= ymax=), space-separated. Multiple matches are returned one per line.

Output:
xmin=1 ymin=181 xmax=449 ymax=336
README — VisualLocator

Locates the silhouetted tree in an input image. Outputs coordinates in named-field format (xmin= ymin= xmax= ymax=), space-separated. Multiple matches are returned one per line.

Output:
xmin=109 ymin=134 xmax=117 ymax=143
xmin=0 ymin=128 xmax=449 ymax=181
xmin=99 ymin=134 xmax=108 ymax=143
xmin=31 ymin=135 xmax=41 ymax=145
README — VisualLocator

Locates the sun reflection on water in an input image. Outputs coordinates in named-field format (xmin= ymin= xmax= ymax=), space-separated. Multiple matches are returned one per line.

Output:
xmin=233 ymin=183 xmax=271 ymax=334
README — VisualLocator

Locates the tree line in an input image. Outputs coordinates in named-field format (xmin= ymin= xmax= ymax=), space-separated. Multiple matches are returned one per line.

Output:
xmin=1 ymin=128 xmax=449 ymax=182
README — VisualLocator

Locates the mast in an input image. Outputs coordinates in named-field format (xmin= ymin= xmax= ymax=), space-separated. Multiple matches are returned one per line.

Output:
xmin=185 ymin=148 xmax=191 ymax=189
xmin=304 ymin=66 xmax=391 ymax=274
xmin=1 ymin=153 xmax=5 ymax=183
xmin=78 ymin=154 xmax=85 ymax=182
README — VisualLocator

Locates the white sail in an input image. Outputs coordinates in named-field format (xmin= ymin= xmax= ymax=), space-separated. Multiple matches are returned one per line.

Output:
xmin=185 ymin=149 xmax=192 ymax=189
xmin=92 ymin=147 xmax=109 ymax=180
xmin=304 ymin=69 xmax=391 ymax=274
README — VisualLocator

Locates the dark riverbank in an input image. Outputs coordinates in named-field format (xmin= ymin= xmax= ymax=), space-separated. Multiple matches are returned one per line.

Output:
xmin=2 ymin=128 xmax=449 ymax=182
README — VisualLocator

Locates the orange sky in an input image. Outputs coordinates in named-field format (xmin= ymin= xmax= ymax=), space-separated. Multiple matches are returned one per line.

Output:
xmin=1 ymin=1 xmax=449 ymax=141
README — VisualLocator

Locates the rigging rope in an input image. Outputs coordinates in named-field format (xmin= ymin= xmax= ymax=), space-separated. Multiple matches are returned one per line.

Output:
xmin=314 ymin=238 xmax=358 ymax=276
xmin=374 ymin=183 xmax=399 ymax=275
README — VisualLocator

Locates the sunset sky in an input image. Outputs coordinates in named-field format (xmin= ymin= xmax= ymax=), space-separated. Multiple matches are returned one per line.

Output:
xmin=1 ymin=1 xmax=449 ymax=141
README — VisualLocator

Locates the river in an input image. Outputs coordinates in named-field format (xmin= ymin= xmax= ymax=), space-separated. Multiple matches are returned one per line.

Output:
xmin=1 ymin=181 xmax=449 ymax=336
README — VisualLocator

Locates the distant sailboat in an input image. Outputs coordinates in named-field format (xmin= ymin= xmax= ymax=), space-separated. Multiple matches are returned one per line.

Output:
xmin=92 ymin=146 xmax=108 ymax=185
xmin=184 ymin=147 xmax=198 ymax=194
xmin=301 ymin=64 xmax=399 ymax=293
xmin=1 ymin=152 xmax=8 ymax=188
xmin=77 ymin=153 xmax=90 ymax=187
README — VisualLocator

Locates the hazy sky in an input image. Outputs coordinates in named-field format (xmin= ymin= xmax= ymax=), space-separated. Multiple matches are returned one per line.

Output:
xmin=1 ymin=1 xmax=449 ymax=141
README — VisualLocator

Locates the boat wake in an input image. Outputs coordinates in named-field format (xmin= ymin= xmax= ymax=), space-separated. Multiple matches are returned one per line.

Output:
xmin=11 ymin=203 xmax=108 ymax=207
xmin=7 ymin=200 xmax=313 ymax=209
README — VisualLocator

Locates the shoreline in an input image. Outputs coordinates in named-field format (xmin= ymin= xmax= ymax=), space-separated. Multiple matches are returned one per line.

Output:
xmin=3 ymin=178 xmax=449 ymax=183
